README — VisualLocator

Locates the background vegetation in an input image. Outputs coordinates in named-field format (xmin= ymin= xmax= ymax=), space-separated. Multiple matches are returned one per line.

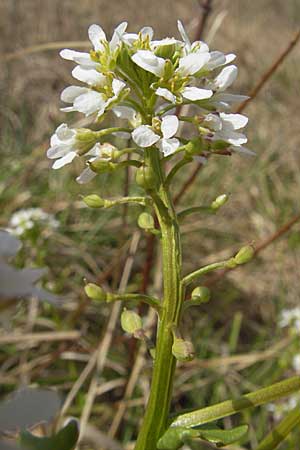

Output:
xmin=1 ymin=1 xmax=300 ymax=449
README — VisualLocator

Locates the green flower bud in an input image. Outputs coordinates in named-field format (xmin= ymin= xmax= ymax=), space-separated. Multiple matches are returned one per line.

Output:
xmin=138 ymin=212 xmax=155 ymax=230
xmin=191 ymin=286 xmax=211 ymax=304
xmin=89 ymin=160 xmax=117 ymax=174
xmin=76 ymin=129 xmax=98 ymax=155
xmin=172 ymin=337 xmax=195 ymax=362
xmin=211 ymin=194 xmax=228 ymax=210
xmin=135 ymin=165 xmax=159 ymax=190
xmin=234 ymin=245 xmax=255 ymax=265
xmin=121 ymin=309 xmax=143 ymax=335
xmin=83 ymin=194 xmax=105 ymax=208
xmin=184 ymin=137 xmax=203 ymax=156
xmin=155 ymin=44 xmax=176 ymax=60
xmin=84 ymin=283 xmax=106 ymax=301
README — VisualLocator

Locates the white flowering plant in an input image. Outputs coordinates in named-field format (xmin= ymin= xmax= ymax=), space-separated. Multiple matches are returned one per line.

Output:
xmin=44 ymin=21 xmax=300 ymax=450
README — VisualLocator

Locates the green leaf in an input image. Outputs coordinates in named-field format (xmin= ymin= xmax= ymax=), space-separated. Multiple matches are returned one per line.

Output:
xmin=157 ymin=424 xmax=248 ymax=449
xmin=157 ymin=427 xmax=199 ymax=449
xmin=19 ymin=420 xmax=79 ymax=450
xmin=198 ymin=424 xmax=248 ymax=447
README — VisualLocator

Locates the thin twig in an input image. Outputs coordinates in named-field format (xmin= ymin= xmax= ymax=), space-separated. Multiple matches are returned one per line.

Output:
xmin=206 ymin=213 xmax=300 ymax=286
xmin=0 ymin=331 xmax=81 ymax=344
xmin=235 ymin=29 xmax=300 ymax=113
xmin=3 ymin=41 xmax=90 ymax=61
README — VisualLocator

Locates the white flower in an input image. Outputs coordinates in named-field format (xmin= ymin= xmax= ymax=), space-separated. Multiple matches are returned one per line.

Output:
xmin=60 ymin=22 xmax=127 ymax=68
xmin=131 ymin=50 xmax=166 ymax=77
xmin=122 ymin=27 xmax=154 ymax=46
xmin=208 ymin=65 xmax=238 ymax=91
xmin=47 ymin=124 xmax=79 ymax=169
xmin=279 ymin=308 xmax=300 ymax=332
xmin=76 ymin=143 xmax=116 ymax=184
xmin=132 ymin=115 xmax=180 ymax=156
xmin=203 ymin=112 xmax=254 ymax=156
xmin=293 ymin=354 xmax=300 ymax=372
xmin=9 ymin=208 xmax=58 ymax=236
xmin=177 ymin=20 xmax=209 ymax=55
xmin=60 ymin=78 xmax=126 ymax=118
xmin=47 ymin=124 xmax=98 ymax=169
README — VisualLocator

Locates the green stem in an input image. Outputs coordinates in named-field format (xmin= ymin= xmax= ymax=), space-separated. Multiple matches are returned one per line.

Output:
xmin=107 ymin=293 xmax=161 ymax=311
xmin=171 ymin=376 xmax=300 ymax=429
xmin=182 ymin=260 xmax=230 ymax=287
xmin=255 ymin=406 xmax=300 ymax=450
xmin=134 ymin=150 xmax=184 ymax=450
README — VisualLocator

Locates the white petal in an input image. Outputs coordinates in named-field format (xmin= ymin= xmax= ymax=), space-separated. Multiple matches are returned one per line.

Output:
xmin=182 ymin=86 xmax=213 ymax=101
xmin=213 ymin=65 xmax=238 ymax=91
xmin=52 ymin=151 xmax=77 ymax=169
xmin=76 ymin=167 xmax=97 ymax=184
xmin=61 ymin=86 xmax=88 ymax=103
xmin=205 ymin=51 xmax=226 ymax=70
xmin=177 ymin=20 xmax=191 ymax=49
xmin=72 ymin=66 xmax=106 ymax=86
xmin=110 ymin=22 xmax=128 ymax=51
xmin=112 ymin=79 xmax=126 ymax=96
xmin=212 ymin=93 xmax=249 ymax=104
xmin=161 ymin=115 xmax=178 ymax=139
xmin=88 ymin=24 xmax=106 ymax=51
xmin=140 ymin=27 xmax=154 ymax=40
xmin=113 ymin=105 xmax=135 ymax=120
xmin=151 ymin=38 xmax=180 ymax=48
xmin=132 ymin=125 xmax=160 ymax=147
xmin=204 ymin=113 xmax=222 ymax=131
xmin=224 ymin=53 xmax=236 ymax=64
xmin=178 ymin=51 xmax=210 ymax=76
xmin=156 ymin=87 xmax=176 ymax=103
xmin=220 ymin=113 xmax=248 ymax=130
xmin=214 ymin=130 xmax=248 ymax=145
xmin=47 ymin=144 xmax=72 ymax=159
xmin=192 ymin=41 xmax=209 ymax=53
xmin=231 ymin=145 xmax=255 ymax=156
xmin=59 ymin=49 xmax=97 ymax=68
xmin=131 ymin=50 xmax=165 ymax=77
xmin=73 ymin=91 xmax=105 ymax=116
xmin=55 ymin=123 xmax=76 ymax=141
xmin=158 ymin=138 xmax=180 ymax=156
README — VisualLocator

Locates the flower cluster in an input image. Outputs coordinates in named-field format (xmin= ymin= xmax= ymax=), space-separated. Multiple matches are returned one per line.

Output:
xmin=279 ymin=307 xmax=300 ymax=333
xmin=9 ymin=208 xmax=59 ymax=236
xmin=47 ymin=21 xmax=252 ymax=181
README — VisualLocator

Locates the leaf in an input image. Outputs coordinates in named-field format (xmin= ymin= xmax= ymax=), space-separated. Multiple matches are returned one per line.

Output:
xmin=157 ymin=424 xmax=248 ymax=449
xmin=19 ymin=420 xmax=79 ymax=450
xmin=0 ymin=230 xmax=60 ymax=304
xmin=198 ymin=424 xmax=248 ymax=447
xmin=157 ymin=427 xmax=200 ymax=449
xmin=0 ymin=388 xmax=61 ymax=432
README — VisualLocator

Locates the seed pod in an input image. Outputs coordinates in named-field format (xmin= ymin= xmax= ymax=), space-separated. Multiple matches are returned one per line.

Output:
xmin=84 ymin=283 xmax=106 ymax=301
xmin=234 ymin=245 xmax=255 ymax=265
xmin=83 ymin=195 xmax=105 ymax=208
xmin=138 ymin=212 xmax=155 ymax=230
xmin=172 ymin=337 xmax=195 ymax=362
xmin=135 ymin=165 xmax=158 ymax=190
xmin=191 ymin=286 xmax=211 ymax=304
xmin=121 ymin=309 xmax=143 ymax=335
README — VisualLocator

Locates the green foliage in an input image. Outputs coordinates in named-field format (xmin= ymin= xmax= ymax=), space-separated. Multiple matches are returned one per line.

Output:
xmin=20 ymin=420 xmax=79 ymax=450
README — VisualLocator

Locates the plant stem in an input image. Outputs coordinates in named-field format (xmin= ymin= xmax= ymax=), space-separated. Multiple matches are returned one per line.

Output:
xmin=134 ymin=150 xmax=184 ymax=450
xmin=171 ymin=376 xmax=300 ymax=428
xmin=255 ymin=406 xmax=300 ymax=450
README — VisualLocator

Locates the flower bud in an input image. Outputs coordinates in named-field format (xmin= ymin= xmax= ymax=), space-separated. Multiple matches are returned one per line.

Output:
xmin=234 ymin=245 xmax=255 ymax=265
xmin=191 ymin=286 xmax=211 ymax=304
xmin=76 ymin=129 xmax=98 ymax=155
xmin=135 ymin=165 xmax=159 ymax=190
xmin=89 ymin=160 xmax=116 ymax=174
xmin=83 ymin=194 xmax=105 ymax=208
xmin=155 ymin=45 xmax=177 ymax=61
xmin=211 ymin=194 xmax=228 ymax=210
xmin=138 ymin=212 xmax=155 ymax=230
xmin=121 ymin=309 xmax=143 ymax=335
xmin=84 ymin=283 xmax=106 ymax=301
xmin=172 ymin=337 xmax=195 ymax=362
